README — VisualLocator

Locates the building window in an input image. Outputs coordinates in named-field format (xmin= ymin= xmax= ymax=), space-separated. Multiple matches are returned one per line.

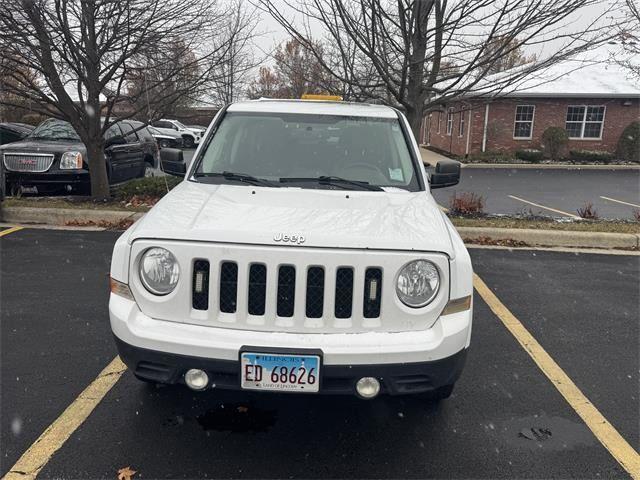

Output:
xmin=513 ymin=105 xmax=535 ymax=139
xmin=437 ymin=111 xmax=441 ymax=134
xmin=446 ymin=108 xmax=453 ymax=136
xmin=459 ymin=111 xmax=465 ymax=137
xmin=566 ymin=105 xmax=605 ymax=139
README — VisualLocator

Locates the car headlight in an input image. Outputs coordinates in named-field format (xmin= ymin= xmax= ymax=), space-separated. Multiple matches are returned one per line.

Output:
xmin=396 ymin=260 xmax=440 ymax=308
xmin=139 ymin=247 xmax=180 ymax=295
xmin=60 ymin=151 xmax=83 ymax=169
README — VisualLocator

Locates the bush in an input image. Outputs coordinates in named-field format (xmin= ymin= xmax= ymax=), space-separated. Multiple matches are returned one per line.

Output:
xmin=617 ymin=121 xmax=640 ymax=163
xmin=515 ymin=149 xmax=544 ymax=163
xmin=114 ymin=176 xmax=181 ymax=201
xmin=577 ymin=202 xmax=599 ymax=220
xmin=633 ymin=209 xmax=640 ymax=222
xmin=449 ymin=192 xmax=485 ymax=216
xmin=541 ymin=127 xmax=568 ymax=160
xmin=569 ymin=149 xmax=615 ymax=164
xmin=464 ymin=151 xmax=515 ymax=163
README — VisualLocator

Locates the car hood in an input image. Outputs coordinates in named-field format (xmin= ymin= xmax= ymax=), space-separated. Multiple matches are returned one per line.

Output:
xmin=128 ymin=181 xmax=454 ymax=255
xmin=0 ymin=138 xmax=86 ymax=154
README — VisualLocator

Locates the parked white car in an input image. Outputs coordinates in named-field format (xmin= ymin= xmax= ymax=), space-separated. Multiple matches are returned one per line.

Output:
xmin=152 ymin=119 xmax=202 ymax=148
xmin=110 ymin=99 xmax=473 ymax=400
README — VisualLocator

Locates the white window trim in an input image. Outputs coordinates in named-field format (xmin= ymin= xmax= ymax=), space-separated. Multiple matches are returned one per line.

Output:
xmin=446 ymin=108 xmax=453 ymax=136
xmin=513 ymin=105 xmax=535 ymax=140
xmin=566 ymin=105 xmax=606 ymax=140
xmin=458 ymin=110 xmax=465 ymax=137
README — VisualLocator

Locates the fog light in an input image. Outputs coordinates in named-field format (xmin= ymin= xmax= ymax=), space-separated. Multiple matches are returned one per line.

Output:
xmin=184 ymin=369 xmax=209 ymax=391
xmin=356 ymin=377 xmax=380 ymax=399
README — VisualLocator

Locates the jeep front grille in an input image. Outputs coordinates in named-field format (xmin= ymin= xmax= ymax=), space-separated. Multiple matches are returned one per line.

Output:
xmin=193 ymin=262 xmax=382 ymax=322
xmin=3 ymin=153 xmax=55 ymax=172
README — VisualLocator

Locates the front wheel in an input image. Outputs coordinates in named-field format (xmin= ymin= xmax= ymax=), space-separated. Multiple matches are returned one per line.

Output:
xmin=418 ymin=384 xmax=455 ymax=402
xmin=182 ymin=135 xmax=195 ymax=148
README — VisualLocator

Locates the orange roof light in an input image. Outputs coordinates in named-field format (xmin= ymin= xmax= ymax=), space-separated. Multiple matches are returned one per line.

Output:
xmin=301 ymin=94 xmax=343 ymax=101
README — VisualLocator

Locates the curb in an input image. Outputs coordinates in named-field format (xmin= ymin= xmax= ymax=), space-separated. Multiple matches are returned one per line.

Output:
xmin=2 ymin=206 xmax=637 ymax=250
xmin=458 ymin=163 xmax=640 ymax=170
xmin=457 ymin=227 xmax=639 ymax=250
xmin=0 ymin=206 xmax=144 ymax=226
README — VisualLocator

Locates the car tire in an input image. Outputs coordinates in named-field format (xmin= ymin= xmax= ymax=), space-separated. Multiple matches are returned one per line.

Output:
xmin=159 ymin=139 xmax=170 ymax=148
xmin=144 ymin=163 xmax=156 ymax=177
xmin=419 ymin=384 xmax=455 ymax=402
xmin=182 ymin=135 xmax=195 ymax=148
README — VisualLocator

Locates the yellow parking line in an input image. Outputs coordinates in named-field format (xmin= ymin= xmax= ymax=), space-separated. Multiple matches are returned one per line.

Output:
xmin=600 ymin=196 xmax=640 ymax=209
xmin=473 ymin=274 xmax=640 ymax=479
xmin=508 ymin=194 xmax=582 ymax=219
xmin=0 ymin=226 xmax=24 ymax=237
xmin=2 ymin=357 xmax=126 ymax=480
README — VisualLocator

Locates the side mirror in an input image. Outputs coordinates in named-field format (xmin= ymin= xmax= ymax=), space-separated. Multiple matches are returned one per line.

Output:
xmin=161 ymin=148 xmax=187 ymax=177
xmin=430 ymin=159 xmax=460 ymax=189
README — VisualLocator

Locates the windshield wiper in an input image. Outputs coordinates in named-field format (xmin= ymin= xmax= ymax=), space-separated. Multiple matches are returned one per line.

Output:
xmin=194 ymin=171 xmax=279 ymax=188
xmin=279 ymin=175 xmax=382 ymax=191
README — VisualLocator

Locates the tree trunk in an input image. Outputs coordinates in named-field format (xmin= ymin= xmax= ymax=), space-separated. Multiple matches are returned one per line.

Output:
xmin=85 ymin=139 xmax=110 ymax=199
xmin=406 ymin=105 xmax=425 ymax=144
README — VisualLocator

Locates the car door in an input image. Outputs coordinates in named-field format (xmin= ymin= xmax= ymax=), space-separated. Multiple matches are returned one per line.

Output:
xmin=103 ymin=123 xmax=128 ymax=184
xmin=118 ymin=121 xmax=145 ymax=179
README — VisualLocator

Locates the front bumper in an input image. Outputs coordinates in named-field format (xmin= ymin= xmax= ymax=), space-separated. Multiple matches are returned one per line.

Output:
xmin=115 ymin=335 xmax=467 ymax=395
xmin=6 ymin=170 xmax=89 ymax=191
xmin=110 ymin=294 xmax=472 ymax=395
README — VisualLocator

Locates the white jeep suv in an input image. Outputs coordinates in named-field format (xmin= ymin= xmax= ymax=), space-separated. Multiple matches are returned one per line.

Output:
xmin=109 ymin=99 xmax=473 ymax=400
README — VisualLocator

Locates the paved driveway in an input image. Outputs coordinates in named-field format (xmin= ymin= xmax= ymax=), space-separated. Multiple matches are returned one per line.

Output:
xmin=1 ymin=226 xmax=637 ymax=479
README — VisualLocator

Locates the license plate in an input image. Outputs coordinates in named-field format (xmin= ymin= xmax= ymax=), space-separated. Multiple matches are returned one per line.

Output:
xmin=20 ymin=186 xmax=38 ymax=194
xmin=240 ymin=352 xmax=320 ymax=393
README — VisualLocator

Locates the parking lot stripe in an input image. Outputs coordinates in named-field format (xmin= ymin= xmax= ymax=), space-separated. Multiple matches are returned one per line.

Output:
xmin=2 ymin=357 xmax=126 ymax=480
xmin=0 ymin=226 xmax=24 ymax=237
xmin=473 ymin=273 xmax=640 ymax=479
xmin=600 ymin=196 xmax=640 ymax=209
xmin=508 ymin=194 xmax=582 ymax=219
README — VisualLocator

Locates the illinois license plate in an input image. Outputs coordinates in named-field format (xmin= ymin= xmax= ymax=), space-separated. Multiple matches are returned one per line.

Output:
xmin=240 ymin=352 xmax=320 ymax=393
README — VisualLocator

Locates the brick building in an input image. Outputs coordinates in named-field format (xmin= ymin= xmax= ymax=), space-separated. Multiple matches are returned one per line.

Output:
xmin=421 ymin=54 xmax=640 ymax=158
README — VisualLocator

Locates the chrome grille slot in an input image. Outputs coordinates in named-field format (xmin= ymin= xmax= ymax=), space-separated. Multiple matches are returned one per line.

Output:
xmin=277 ymin=265 xmax=296 ymax=317
xmin=334 ymin=268 xmax=354 ymax=318
xmin=247 ymin=264 xmax=267 ymax=316
xmin=3 ymin=153 xmax=55 ymax=172
xmin=305 ymin=267 xmax=325 ymax=318
xmin=192 ymin=260 xmax=210 ymax=310
xmin=219 ymin=262 xmax=238 ymax=313
xmin=363 ymin=268 xmax=383 ymax=318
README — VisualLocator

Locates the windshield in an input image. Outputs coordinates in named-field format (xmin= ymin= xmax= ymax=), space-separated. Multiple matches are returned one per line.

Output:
xmin=193 ymin=112 xmax=421 ymax=191
xmin=174 ymin=120 xmax=188 ymax=129
xmin=28 ymin=119 xmax=81 ymax=141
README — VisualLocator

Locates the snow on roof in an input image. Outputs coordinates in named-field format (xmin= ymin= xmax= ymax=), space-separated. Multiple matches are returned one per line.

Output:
xmin=475 ymin=44 xmax=640 ymax=98
xmin=228 ymin=98 xmax=398 ymax=118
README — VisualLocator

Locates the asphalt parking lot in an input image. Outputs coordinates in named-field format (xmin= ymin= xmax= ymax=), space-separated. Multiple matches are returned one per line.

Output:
xmin=430 ymin=167 xmax=640 ymax=220
xmin=1 ymin=226 xmax=638 ymax=479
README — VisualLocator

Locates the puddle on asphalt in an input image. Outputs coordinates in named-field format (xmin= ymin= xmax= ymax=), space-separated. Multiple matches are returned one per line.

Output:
xmin=501 ymin=415 xmax=595 ymax=450
xmin=196 ymin=403 xmax=277 ymax=433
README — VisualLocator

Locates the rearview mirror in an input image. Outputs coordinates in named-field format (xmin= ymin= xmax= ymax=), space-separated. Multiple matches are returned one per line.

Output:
xmin=430 ymin=159 xmax=460 ymax=189
xmin=161 ymin=148 xmax=186 ymax=177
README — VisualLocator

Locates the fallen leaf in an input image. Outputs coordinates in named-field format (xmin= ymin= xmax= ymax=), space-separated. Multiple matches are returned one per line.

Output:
xmin=237 ymin=406 xmax=249 ymax=413
xmin=117 ymin=466 xmax=137 ymax=480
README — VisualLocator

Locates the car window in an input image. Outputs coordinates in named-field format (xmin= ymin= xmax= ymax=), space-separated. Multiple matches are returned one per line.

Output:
xmin=28 ymin=119 xmax=81 ymax=141
xmin=119 ymin=122 xmax=138 ymax=143
xmin=104 ymin=124 xmax=123 ymax=140
xmin=194 ymin=112 xmax=420 ymax=191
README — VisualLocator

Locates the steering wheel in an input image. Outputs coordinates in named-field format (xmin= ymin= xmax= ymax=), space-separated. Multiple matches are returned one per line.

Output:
xmin=338 ymin=162 xmax=387 ymax=184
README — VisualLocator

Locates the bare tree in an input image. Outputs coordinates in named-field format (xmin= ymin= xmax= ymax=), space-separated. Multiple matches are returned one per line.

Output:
xmin=0 ymin=0 xmax=245 ymax=198
xmin=477 ymin=35 xmax=537 ymax=74
xmin=257 ymin=0 xmax=622 ymax=138
xmin=612 ymin=0 xmax=640 ymax=78
xmin=209 ymin=0 xmax=262 ymax=105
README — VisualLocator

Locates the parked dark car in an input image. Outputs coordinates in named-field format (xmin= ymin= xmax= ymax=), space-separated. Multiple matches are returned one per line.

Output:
xmin=0 ymin=118 xmax=159 ymax=195
xmin=0 ymin=122 xmax=35 ymax=145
